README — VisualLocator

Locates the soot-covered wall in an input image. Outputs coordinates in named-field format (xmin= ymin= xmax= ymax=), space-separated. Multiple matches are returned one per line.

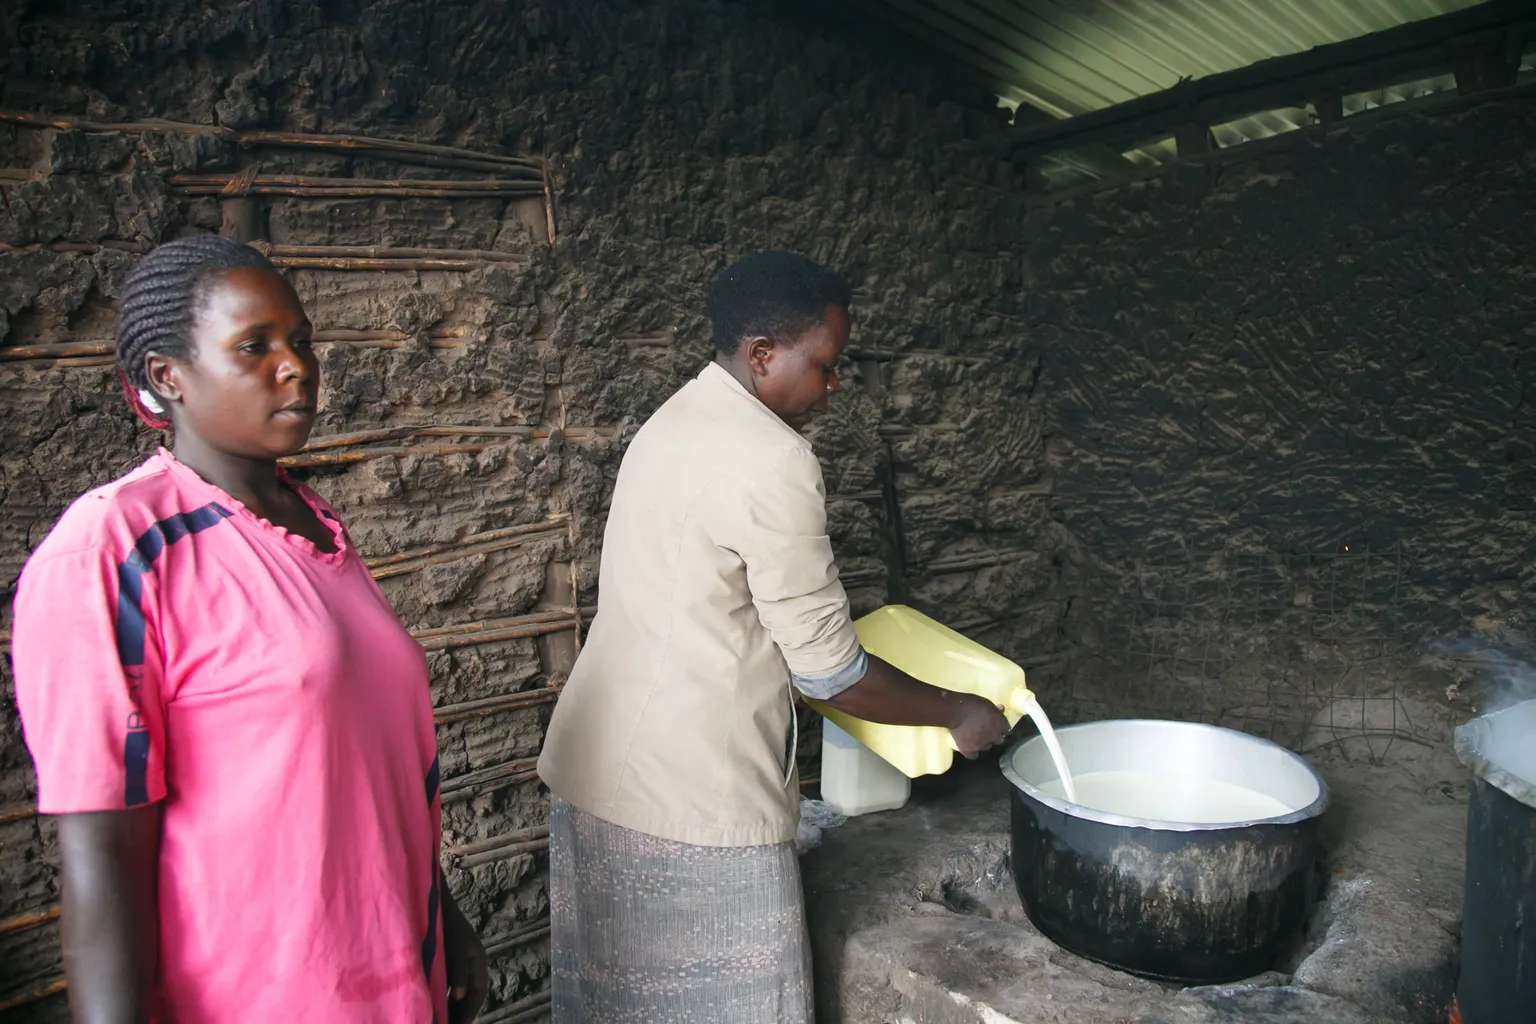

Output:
xmin=1035 ymin=93 xmax=1536 ymax=657
xmin=0 ymin=1 xmax=1057 ymax=1017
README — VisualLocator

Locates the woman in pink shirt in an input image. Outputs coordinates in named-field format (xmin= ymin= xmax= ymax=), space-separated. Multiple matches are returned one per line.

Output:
xmin=12 ymin=235 xmax=488 ymax=1022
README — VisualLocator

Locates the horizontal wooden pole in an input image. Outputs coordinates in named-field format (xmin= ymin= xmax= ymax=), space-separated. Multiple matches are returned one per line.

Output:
xmin=172 ymin=171 xmax=543 ymax=193
xmin=0 ymin=328 xmax=470 ymax=363
xmin=281 ymin=442 xmax=500 ymax=468
xmin=254 ymin=243 xmax=526 ymax=262
xmin=175 ymin=184 xmax=544 ymax=199
xmin=365 ymin=517 xmax=569 ymax=569
xmin=921 ymin=549 xmax=1038 ymax=574
xmin=373 ymin=533 xmax=561 ymax=581
xmin=281 ymin=429 xmax=611 ymax=469
xmin=482 ymin=922 xmax=551 ymax=959
xmin=439 ymin=757 xmax=541 ymax=800
xmin=0 ymin=905 xmax=59 ymax=936
xmin=432 ymin=688 xmax=560 ymax=726
xmin=269 ymin=256 xmax=503 ymax=271
xmin=0 ymin=977 xmax=67 ymax=1014
xmin=0 ymin=240 xmax=530 ymax=271
xmin=412 ymin=610 xmax=575 ymax=642
xmin=0 ymin=111 xmax=542 ymax=173
xmin=304 ymin=424 xmax=546 ymax=451
xmin=459 ymin=837 xmax=549 ymax=869
xmin=440 ymin=770 xmax=539 ymax=804
xmin=0 ymin=240 xmax=147 ymax=255
xmin=447 ymin=825 xmax=549 ymax=858
xmin=0 ymin=803 xmax=36 ymax=826
xmin=418 ymin=619 xmax=578 ymax=652
xmin=477 ymin=990 xmax=552 ymax=1024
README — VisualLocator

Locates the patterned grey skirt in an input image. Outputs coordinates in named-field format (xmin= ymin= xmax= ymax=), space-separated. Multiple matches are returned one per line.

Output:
xmin=548 ymin=796 xmax=814 ymax=1023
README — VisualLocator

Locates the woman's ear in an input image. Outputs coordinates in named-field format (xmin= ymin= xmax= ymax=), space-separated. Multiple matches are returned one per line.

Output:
xmin=744 ymin=336 xmax=776 ymax=377
xmin=143 ymin=352 xmax=184 ymax=405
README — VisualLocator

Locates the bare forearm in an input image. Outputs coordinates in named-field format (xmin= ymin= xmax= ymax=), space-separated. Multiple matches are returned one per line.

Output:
xmin=821 ymin=653 xmax=1012 ymax=757
xmin=56 ymin=806 xmax=161 ymax=1024
xmin=822 ymin=653 xmax=967 ymax=727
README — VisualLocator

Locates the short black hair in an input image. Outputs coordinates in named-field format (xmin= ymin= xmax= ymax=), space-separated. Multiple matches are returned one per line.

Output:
xmin=115 ymin=234 xmax=274 ymax=427
xmin=707 ymin=251 xmax=851 ymax=355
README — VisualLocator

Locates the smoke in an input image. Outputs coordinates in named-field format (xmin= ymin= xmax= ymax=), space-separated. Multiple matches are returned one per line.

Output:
xmin=1427 ymin=637 xmax=1536 ymax=715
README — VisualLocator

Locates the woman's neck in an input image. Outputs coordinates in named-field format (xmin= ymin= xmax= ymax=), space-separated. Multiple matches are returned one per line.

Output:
xmin=171 ymin=433 xmax=290 ymax=514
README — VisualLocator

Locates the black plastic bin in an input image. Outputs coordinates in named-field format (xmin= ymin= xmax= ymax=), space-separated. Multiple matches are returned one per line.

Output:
xmin=1454 ymin=699 xmax=1536 ymax=1024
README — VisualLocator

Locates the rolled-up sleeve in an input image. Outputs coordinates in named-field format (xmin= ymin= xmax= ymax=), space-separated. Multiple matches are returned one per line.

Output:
xmin=718 ymin=445 xmax=866 ymax=696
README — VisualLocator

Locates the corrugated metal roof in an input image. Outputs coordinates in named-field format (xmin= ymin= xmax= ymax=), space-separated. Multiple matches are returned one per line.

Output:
xmin=857 ymin=0 xmax=1487 ymax=119
xmin=853 ymin=0 xmax=1497 ymax=186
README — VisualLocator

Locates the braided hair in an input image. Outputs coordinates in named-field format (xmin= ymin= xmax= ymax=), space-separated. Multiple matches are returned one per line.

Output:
xmin=115 ymin=234 xmax=275 ymax=428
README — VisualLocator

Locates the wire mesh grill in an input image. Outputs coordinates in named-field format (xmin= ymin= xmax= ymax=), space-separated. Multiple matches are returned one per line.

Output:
xmin=1063 ymin=544 xmax=1424 ymax=764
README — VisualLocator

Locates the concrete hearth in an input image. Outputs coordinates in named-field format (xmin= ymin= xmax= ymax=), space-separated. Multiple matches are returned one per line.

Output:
xmin=804 ymin=744 xmax=1467 ymax=1024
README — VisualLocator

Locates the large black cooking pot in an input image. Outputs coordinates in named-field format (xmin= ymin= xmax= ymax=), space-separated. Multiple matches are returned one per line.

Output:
xmin=1002 ymin=719 xmax=1329 ymax=982
xmin=1454 ymin=699 xmax=1536 ymax=1024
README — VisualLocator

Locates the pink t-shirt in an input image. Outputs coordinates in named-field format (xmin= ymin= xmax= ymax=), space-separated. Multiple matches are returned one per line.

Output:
xmin=12 ymin=449 xmax=448 ymax=1023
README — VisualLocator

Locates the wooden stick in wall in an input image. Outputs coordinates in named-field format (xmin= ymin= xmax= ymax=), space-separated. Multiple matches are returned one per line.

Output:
xmin=281 ymin=430 xmax=611 ymax=470
xmin=0 ymin=977 xmax=67 ymax=1014
xmin=0 ymin=240 xmax=148 ymax=255
xmin=0 ymin=905 xmax=59 ymax=936
xmin=0 ymin=328 xmax=469 ymax=363
xmin=0 ymin=241 xmax=530 ymax=269
xmin=172 ymin=173 xmax=545 ymax=196
xmin=282 ymin=442 xmax=497 ymax=468
xmin=0 ymin=111 xmax=543 ymax=173
xmin=365 ymin=517 xmax=569 ymax=570
xmin=432 ymin=688 xmax=560 ymax=726
xmin=439 ymin=757 xmax=541 ymax=803
xmin=367 ymin=522 xmax=569 ymax=580
xmin=416 ymin=619 xmax=577 ymax=652
xmin=372 ymin=533 xmax=561 ymax=581
xmin=440 ymin=770 xmax=539 ymax=805
xmin=0 ymin=341 xmax=116 ymax=361
xmin=923 ymin=550 xmax=1036 ymax=574
xmin=238 ymin=129 xmax=544 ymax=172
xmin=446 ymin=825 xmax=548 ymax=858
xmin=458 ymin=837 xmax=549 ymax=869
xmin=0 ymin=355 xmax=117 ymax=370
xmin=412 ymin=610 xmax=573 ymax=642
xmin=541 ymin=154 xmax=557 ymax=243
xmin=481 ymin=919 xmax=552 ymax=959
xmin=302 ymin=424 xmax=543 ymax=451
xmin=269 ymin=256 xmax=494 ymax=271
xmin=0 ymin=803 xmax=35 ymax=826
xmin=477 ymin=990 xmax=552 ymax=1024
xmin=251 ymin=243 xmax=527 ymax=263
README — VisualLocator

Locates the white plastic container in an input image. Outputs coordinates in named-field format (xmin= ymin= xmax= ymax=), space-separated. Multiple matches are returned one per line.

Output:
xmin=819 ymin=718 xmax=912 ymax=817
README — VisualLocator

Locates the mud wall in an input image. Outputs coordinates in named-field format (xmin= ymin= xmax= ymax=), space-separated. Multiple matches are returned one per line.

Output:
xmin=1032 ymin=93 xmax=1536 ymax=737
xmin=0 ymin=1 xmax=1056 ymax=1017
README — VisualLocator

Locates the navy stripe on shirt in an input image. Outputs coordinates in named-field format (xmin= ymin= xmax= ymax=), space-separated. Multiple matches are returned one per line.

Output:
xmin=113 ymin=502 xmax=233 ymax=806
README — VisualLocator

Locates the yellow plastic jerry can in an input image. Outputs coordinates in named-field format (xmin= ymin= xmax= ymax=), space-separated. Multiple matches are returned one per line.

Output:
xmin=804 ymin=605 xmax=1035 ymax=778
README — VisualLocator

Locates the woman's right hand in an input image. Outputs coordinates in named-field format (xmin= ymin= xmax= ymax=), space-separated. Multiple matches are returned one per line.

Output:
xmin=948 ymin=693 xmax=1011 ymax=758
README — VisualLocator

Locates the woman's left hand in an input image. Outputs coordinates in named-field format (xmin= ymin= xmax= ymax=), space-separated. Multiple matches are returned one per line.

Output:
xmin=442 ymin=889 xmax=490 ymax=1024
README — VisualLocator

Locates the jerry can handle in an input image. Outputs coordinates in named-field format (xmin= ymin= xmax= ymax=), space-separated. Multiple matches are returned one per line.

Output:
xmin=945 ymin=685 xmax=1036 ymax=751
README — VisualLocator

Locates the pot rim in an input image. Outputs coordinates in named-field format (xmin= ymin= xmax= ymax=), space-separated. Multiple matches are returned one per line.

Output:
xmin=1000 ymin=718 xmax=1331 ymax=832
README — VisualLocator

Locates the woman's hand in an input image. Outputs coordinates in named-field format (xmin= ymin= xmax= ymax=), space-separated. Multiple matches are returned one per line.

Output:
xmin=946 ymin=693 xmax=1011 ymax=758
xmin=441 ymin=888 xmax=489 ymax=1024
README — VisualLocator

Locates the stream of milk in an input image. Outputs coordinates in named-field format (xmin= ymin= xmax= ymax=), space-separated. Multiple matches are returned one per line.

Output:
xmin=1021 ymin=697 xmax=1077 ymax=804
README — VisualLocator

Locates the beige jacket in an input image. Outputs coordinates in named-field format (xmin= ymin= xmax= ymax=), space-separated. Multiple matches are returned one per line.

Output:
xmin=538 ymin=362 xmax=866 ymax=846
